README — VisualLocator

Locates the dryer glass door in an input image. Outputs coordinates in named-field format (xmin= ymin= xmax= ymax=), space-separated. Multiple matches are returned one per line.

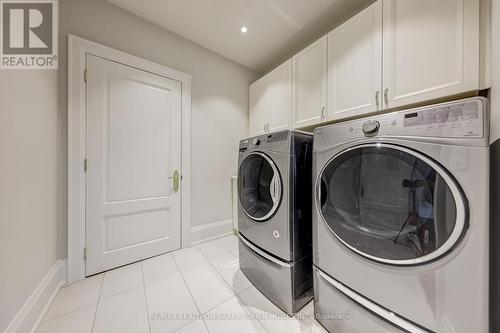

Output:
xmin=317 ymin=143 xmax=467 ymax=265
xmin=238 ymin=152 xmax=282 ymax=222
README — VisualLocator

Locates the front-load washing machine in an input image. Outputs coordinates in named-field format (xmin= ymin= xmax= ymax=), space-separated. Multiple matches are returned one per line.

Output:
xmin=312 ymin=97 xmax=489 ymax=332
xmin=237 ymin=130 xmax=313 ymax=315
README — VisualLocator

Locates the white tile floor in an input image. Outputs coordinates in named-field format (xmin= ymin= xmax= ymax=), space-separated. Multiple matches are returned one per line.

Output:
xmin=37 ymin=234 xmax=327 ymax=333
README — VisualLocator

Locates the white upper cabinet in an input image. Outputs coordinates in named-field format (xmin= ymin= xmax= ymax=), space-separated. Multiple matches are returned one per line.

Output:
xmin=327 ymin=1 xmax=383 ymax=120
xmin=267 ymin=60 xmax=292 ymax=132
xmin=382 ymin=0 xmax=480 ymax=109
xmin=249 ymin=78 xmax=267 ymax=136
xmin=248 ymin=60 xmax=292 ymax=136
xmin=292 ymin=36 xmax=328 ymax=128
xmin=249 ymin=0 xmax=481 ymax=131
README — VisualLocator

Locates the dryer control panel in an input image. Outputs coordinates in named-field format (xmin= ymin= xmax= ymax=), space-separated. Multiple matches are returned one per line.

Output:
xmin=401 ymin=100 xmax=482 ymax=137
xmin=314 ymin=97 xmax=489 ymax=150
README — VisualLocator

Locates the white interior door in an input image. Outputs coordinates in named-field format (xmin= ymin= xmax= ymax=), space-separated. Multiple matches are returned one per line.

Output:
xmin=327 ymin=0 xmax=382 ymax=120
xmin=85 ymin=54 xmax=182 ymax=275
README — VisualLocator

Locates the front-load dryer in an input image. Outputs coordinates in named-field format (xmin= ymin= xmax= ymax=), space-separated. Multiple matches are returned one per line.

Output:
xmin=312 ymin=97 xmax=489 ymax=333
xmin=237 ymin=130 xmax=313 ymax=314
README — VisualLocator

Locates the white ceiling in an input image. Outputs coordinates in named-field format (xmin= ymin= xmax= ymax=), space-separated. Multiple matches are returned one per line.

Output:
xmin=107 ymin=0 xmax=375 ymax=74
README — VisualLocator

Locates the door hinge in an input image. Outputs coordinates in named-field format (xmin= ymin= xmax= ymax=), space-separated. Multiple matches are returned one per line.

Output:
xmin=83 ymin=158 xmax=87 ymax=172
xmin=84 ymin=69 xmax=88 ymax=83
xmin=83 ymin=247 xmax=87 ymax=260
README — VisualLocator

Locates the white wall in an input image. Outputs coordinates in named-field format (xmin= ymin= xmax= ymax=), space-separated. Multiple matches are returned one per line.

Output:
xmin=58 ymin=0 xmax=258 ymax=245
xmin=0 ymin=71 xmax=60 ymax=330
xmin=1 ymin=0 xmax=255 ymax=328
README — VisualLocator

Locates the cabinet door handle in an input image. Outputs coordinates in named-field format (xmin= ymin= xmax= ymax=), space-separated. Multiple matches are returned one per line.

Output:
xmin=384 ymin=89 xmax=389 ymax=106
xmin=321 ymin=107 xmax=326 ymax=120
xmin=375 ymin=91 xmax=380 ymax=109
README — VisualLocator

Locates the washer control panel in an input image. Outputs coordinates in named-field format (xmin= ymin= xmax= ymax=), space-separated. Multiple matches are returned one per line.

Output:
xmin=267 ymin=131 xmax=288 ymax=143
xmin=239 ymin=130 xmax=290 ymax=152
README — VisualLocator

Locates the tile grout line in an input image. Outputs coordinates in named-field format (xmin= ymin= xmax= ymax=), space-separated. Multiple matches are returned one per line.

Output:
xmin=96 ymin=264 xmax=146 ymax=302
xmin=213 ymin=235 xmax=285 ymax=331
xmin=42 ymin=238 xmax=244 ymax=333
xmin=194 ymin=240 xmax=253 ymax=315
xmin=42 ymin=245 xmax=242 ymax=333
xmin=142 ymin=253 xmax=180 ymax=284
xmin=39 ymin=275 xmax=105 ymax=325
xmin=231 ymin=273 xmax=282 ymax=332
xmin=193 ymin=237 xmax=266 ymax=328
xmin=200 ymin=291 xmax=267 ymax=333
xmin=39 ymin=301 xmax=99 ymax=326
xmin=144 ymin=237 xmax=240 ymax=332
xmin=140 ymin=263 xmax=152 ymax=333
xmin=175 ymin=243 xmax=246 ymax=331
xmin=230 ymin=293 xmax=268 ymax=332
xmin=218 ymin=234 xmax=239 ymax=254
xmin=90 ymin=274 xmax=105 ymax=333
xmin=198 ymin=242 xmax=237 ymax=295
xmin=171 ymin=251 xmax=209 ymax=333
xmin=207 ymin=239 xmax=254 ymax=297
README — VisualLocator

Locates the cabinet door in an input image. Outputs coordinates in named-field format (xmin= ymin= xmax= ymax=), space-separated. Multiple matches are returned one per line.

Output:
xmin=249 ymin=78 xmax=267 ymax=136
xmin=328 ymin=1 xmax=382 ymax=120
xmin=267 ymin=60 xmax=292 ymax=132
xmin=292 ymin=36 xmax=328 ymax=128
xmin=383 ymin=0 xmax=479 ymax=109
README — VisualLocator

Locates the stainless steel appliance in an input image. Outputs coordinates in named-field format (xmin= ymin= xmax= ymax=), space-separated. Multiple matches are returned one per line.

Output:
xmin=237 ymin=130 xmax=313 ymax=315
xmin=312 ymin=97 xmax=489 ymax=332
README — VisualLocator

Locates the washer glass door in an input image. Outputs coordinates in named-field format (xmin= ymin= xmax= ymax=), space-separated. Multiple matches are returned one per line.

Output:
xmin=238 ymin=152 xmax=282 ymax=222
xmin=317 ymin=143 xmax=467 ymax=265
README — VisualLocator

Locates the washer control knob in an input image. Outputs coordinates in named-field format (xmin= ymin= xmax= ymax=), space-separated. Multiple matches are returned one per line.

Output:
xmin=362 ymin=120 xmax=380 ymax=136
xmin=253 ymin=138 xmax=261 ymax=145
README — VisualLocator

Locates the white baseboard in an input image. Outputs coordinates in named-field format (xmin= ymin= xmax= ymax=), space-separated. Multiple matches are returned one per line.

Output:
xmin=190 ymin=219 xmax=234 ymax=245
xmin=4 ymin=259 xmax=67 ymax=333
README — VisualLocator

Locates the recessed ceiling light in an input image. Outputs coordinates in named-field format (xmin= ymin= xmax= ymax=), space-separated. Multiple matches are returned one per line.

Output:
xmin=241 ymin=26 xmax=248 ymax=33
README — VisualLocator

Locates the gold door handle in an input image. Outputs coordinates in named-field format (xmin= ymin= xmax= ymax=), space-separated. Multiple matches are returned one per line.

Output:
xmin=168 ymin=170 xmax=180 ymax=192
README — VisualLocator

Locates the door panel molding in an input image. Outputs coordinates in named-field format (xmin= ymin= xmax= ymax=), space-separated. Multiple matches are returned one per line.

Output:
xmin=68 ymin=35 xmax=192 ymax=284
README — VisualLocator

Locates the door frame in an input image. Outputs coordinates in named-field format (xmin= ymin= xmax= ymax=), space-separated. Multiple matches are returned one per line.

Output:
xmin=67 ymin=35 xmax=192 ymax=284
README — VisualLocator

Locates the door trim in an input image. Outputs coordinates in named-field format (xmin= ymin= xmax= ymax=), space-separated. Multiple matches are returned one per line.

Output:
xmin=67 ymin=35 xmax=192 ymax=284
